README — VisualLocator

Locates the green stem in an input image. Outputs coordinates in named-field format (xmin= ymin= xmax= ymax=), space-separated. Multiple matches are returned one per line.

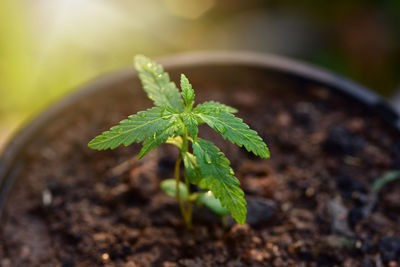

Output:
xmin=184 ymin=172 xmax=193 ymax=229
xmin=181 ymin=125 xmax=193 ymax=229
xmin=174 ymin=154 xmax=187 ymax=226
xmin=221 ymin=215 xmax=228 ymax=231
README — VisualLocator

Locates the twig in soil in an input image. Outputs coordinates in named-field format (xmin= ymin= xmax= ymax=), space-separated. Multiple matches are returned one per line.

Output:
xmin=107 ymin=156 xmax=139 ymax=177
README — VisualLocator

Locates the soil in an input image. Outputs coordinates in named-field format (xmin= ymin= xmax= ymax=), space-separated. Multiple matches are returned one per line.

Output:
xmin=0 ymin=66 xmax=399 ymax=266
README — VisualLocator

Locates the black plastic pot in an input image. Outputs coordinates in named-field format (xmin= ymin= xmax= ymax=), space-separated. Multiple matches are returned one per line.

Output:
xmin=1 ymin=51 xmax=399 ymax=216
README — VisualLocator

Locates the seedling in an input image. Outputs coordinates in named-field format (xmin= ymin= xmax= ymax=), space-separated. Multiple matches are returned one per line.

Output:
xmin=88 ymin=55 xmax=270 ymax=228
xmin=372 ymin=170 xmax=400 ymax=192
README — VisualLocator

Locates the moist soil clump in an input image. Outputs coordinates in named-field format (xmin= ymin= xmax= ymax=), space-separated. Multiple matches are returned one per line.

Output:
xmin=1 ymin=68 xmax=399 ymax=266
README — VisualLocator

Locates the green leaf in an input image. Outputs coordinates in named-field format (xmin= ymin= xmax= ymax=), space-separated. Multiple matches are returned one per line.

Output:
xmin=88 ymin=107 xmax=178 ymax=150
xmin=194 ymin=109 xmax=270 ymax=159
xmin=372 ymin=170 xmax=400 ymax=192
xmin=192 ymin=138 xmax=247 ymax=224
xmin=194 ymin=101 xmax=238 ymax=114
xmin=138 ymin=123 xmax=181 ymax=159
xmin=182 ymin=152 xmax=202 ymax=184
xmin=161 ymin=179 xmax=188 ymax=200
xmin=183 ymin=113 xmax=198 ymax=139
xmin=180 ymin=74 xmax=195 ymax=110
xmin=134 ymin=55 xmax=184 ymax=111
xmin=198 ymin=191 xmax=228 ymax=217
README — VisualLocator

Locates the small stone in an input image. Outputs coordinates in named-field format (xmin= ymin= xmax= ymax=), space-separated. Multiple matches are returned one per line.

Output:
xmin=101 ymin=253 xmax=110 ymax=261
xmin=305 ymin=187 xmax=315 ymax=197
xmin=42 ymin=188 xmax=53 ymax=207
xmin=20 ymin=246 xmax=31 ymax=259
xmin=326 ymin=235 xmax=349 ymax=248
xmin=252 ymin=236 xmax=262 ymax=245
xmin=249 ymin=249 xmax=264 ymax=262
xmin=293 ymin=102 xmax=319 ymax=127
xmin=228 ymin=224 xmax=251 ymax=239
xmin=346 ymin=118 xmax=365 ymax=132
xmin=323 ymin=126 xmax=364 ymax=156
xmin=93 ymin=232 xmax=108 ymax=242
xmin=277 ymin=111 xmax=291 ymax=127
xmin=225 ymin=197 xmax=276 ymax=227
xmin=244 ymin=197 xmax=277 ymax=226
xmin=326 ymin=198 xmax=354 ymax=237
xmin=379 ymin=236 xmax=400 ymax=263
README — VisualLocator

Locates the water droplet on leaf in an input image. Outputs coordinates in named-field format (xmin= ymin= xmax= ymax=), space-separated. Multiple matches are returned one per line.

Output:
xmin=204 ymin=154 xmax=212 ymax=164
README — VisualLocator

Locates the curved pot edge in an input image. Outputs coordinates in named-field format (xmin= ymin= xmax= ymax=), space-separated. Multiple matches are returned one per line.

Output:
xmin=156 ymin=51 xmax=400 ymax=130
xmin=0 ymin=50 xmax=399 ymax=214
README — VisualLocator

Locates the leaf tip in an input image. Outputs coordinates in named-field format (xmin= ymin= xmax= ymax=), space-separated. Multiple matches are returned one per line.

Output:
xmin=261 ymin=148 xmax=271 ymax=159
xmin=88 ymin=139 xmax=98 ymax=150
xmin=134 ymin=54 xmax=146 ymax=63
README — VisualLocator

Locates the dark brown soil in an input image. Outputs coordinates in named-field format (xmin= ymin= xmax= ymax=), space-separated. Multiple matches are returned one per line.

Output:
xmin=1 ymin=67 xmax=399 ymax=266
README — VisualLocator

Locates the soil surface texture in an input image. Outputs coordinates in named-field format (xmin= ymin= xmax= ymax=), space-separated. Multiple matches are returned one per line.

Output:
xmin=1 ymin=67 xmax=399 ymax=266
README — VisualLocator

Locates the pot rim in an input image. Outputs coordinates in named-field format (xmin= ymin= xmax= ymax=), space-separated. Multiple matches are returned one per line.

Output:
xmin=0 ymin=50 xmax=399 ymax=214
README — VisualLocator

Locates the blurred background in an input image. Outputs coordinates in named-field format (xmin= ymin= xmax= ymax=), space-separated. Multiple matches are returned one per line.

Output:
xmin=1 ymin=0 xmax=400 ymax=149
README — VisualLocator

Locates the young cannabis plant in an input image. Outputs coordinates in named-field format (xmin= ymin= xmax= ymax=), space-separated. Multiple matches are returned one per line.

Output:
xmin=88 ymin=55 xmax=270 ymax=228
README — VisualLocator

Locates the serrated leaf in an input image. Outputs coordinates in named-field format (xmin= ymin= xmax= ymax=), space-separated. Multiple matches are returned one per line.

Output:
xmin=180 ymin=74 xmax=195 ymax=110
xmin=134 ymin=55 xmax=184 ymax=111
xmin=161 ymin=179 xmax=188 ymax=200
xmin=88 ymin=107 xmax=178 ymax=150
xmin=194 ymin=101 xmax=238 ymax=114
xmin=138 ymin=123 xmax=181 ymax=159
xmin=182 ymin=152 xmax=202 ymax=184
xmin=192 ymin=138 xmax=246 ymax=224
xmin=195 ymin=109 xmax=270 ymax=159
xmin=183 ymin=113 xmax=198 ymax=139
xmin=198 ymin=191 xmax=228 ymax=217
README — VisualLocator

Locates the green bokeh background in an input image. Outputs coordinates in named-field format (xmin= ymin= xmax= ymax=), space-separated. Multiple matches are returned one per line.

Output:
xmin=1 ymin=0 xmax=399 ymax=148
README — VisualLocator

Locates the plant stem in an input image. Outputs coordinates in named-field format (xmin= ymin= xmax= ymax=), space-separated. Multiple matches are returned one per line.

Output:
xmin=184 ymin=172 xmax=193 ymax=229
xmin=174 ymin=154 xmax=187 ymax=226
xmin=181 ymin=126 xmax=193 ymax=229
xmin=221 ymin=215 xmax=228 ymax=231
